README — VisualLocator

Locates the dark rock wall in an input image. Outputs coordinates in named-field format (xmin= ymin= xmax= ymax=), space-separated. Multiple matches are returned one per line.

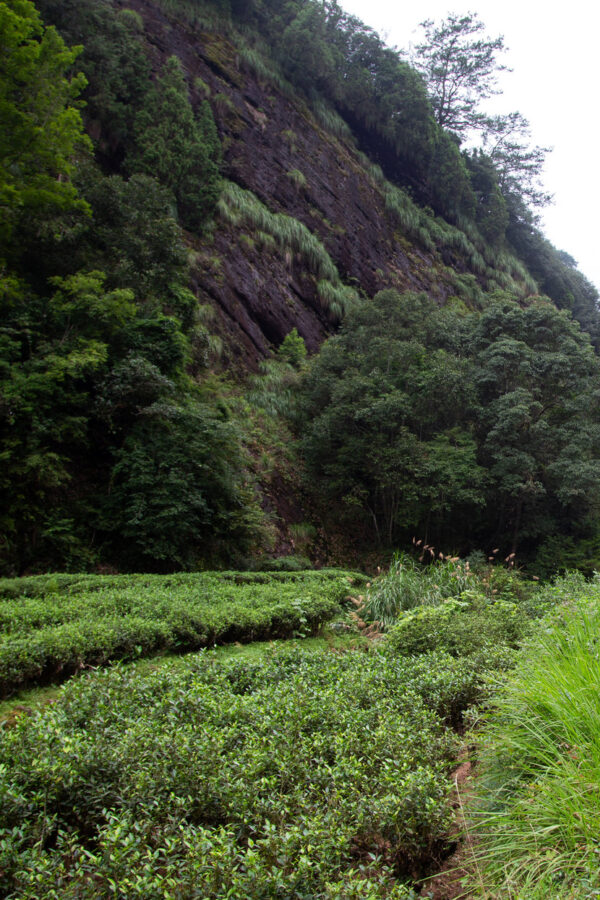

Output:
xmin=120 ymin=0 xmax=456 ymax=369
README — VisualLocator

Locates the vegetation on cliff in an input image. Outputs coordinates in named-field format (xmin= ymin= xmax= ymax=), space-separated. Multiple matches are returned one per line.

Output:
xmin=2 ymin=0 xmax=600 ymax=575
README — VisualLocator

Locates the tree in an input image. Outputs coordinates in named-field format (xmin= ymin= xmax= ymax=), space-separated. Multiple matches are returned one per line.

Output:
xmin=296 ymin=290 xmax=485 ymax=546
xmin=482 ymin=111 xmax=552 ymax=210
xmin=106 ymin=400 xmax=260 ymax=569
xmin=412 ymin=12 xmax=508 ymax=138
xmin=129 ymin=56 xmax=221 ymax=232
xmin=465 ymin=149 xmax=508 ymax=244
xmin=473 ymin=298 xmax=600 ymax=553
xmin=36 ymin=0 xmax=150 ymax=157
xmin=0 ymin=0 xmax=90 ymax=252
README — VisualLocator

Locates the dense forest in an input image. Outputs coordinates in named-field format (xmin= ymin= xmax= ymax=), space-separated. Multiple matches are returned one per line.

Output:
xmin=2 ymin=0 xmax=600 ymax=576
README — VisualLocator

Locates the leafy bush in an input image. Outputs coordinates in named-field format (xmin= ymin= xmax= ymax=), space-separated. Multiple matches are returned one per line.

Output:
xmin=386 ymin=597 xmax=526 ymax=671
xmin=0 ymin=570 xmax=361 ymax=695
xmin=287 ymin=167 xmax=307 ymax=188
xmin=0 ymin=644 xmax=484 ymax=897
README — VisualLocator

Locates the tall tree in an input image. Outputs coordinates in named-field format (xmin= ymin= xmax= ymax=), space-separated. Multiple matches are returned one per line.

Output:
xmin=482 ymin=111 xmax=552 ymax=210
xmin=0 ymin=0 xmax=90 ymax=253
xmin=129 ymin=56 xmax=221 ymax=233
xmin=411 ymin=12 xmax=508 ymax=138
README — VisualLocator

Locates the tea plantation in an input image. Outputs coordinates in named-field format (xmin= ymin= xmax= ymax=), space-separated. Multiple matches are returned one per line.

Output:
xmin=2 ymin=566 xmax=600 ymax=897
xmin=0 ymin=570 xmax=363 ymax=696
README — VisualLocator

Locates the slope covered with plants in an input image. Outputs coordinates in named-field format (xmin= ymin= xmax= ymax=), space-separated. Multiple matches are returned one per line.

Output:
xmin=2 ymin=0 xmax=600 ymax=574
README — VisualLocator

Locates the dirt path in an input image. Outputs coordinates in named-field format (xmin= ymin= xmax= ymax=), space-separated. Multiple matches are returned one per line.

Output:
xmin=418 ymin=755 xmax=478 ymax=900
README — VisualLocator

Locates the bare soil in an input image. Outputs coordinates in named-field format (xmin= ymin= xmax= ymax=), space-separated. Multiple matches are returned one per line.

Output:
xmin=418 ymin=755 xmax=477 ymax=900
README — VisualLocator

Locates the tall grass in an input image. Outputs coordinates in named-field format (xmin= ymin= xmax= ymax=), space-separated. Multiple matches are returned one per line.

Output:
xmin=383 ymin=184 xmax=421 ymax=239
xmin=311 ymin=98 xmax=354 ymax=143
xmin=155 ymin=0 xmax=224 ymax=29
xmin=219 ymin=182 xmax=338 ymax=281
xmin=219 ymin=182 xmax=359 ymax=317
xmin=317 ymin=279 xmax=359 ymax=320
xmin=472 ymin=575 xmax=600 ymax=898
xmin=362 ymin=552 xmax=474 ymax=627
xmin=237 ymin=45 xmax=294 ymax=96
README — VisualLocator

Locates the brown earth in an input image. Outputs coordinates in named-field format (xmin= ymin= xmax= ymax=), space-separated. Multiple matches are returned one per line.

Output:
xmin=419 ymin=756 xmax=478 ymax=900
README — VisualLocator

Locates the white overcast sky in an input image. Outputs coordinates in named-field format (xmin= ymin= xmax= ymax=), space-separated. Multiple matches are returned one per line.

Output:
xmin=340 ymin=0 xmax=600 ymax=293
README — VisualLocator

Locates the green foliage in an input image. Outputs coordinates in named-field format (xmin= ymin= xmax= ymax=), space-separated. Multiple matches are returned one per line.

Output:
xmin=316 ymin=279 xmax=359 ymax=320
xmin=218 ymin=181 xmax=358 ymax=318
xmin=473 ymin=297 xmax=600 ymax=551
xmin=362 ymin=553 xmax=476 ymax=626
xmin=238 ymin=44 xmax=293 ymax=95
xmin=466 ymin=149 xmax=509 ymax=244
xmin=36 ymin=0 xmax=151 ymax=155
xmin=472 ymin=578 xmax=600 ymax=897
xmin=219 ymin=181 xmax=338 ymax=281
xmin=0 ymin=569 xmax=356 ymax=694
xmin=533 ymin=530 xmax=600 ymax=579
xmin=426 ymin=130 xmax=475 ymax=219
xmin=105 ymin=399 xmax=261 ymax=568
xmin=508 ymin=218 xmax=600 ymax=343
xmin=129 ymin=55 xmax=222 ymax=231
xmin=257 ymin=553 xmax=313 ymax=571
xmin=413 ymin=13 xmax=507 ymax=137
xmin=296 ymin=290 xmax=486 ymax=546
xmin=0 ymin=0 xmax=90 ymax=252
xmin=280 ymin=1 xmax=340 ymax=95
xmin=0 ymin=270 xmax=136 ymax=572
xmin=386 ymin=596 xmax=525 ymax=671
xmin=247 ymin=357 xmax=302 ymax=418
xmin=311 ymin=98 xmax=354 ymax=141
xmin=0 ymin=642 xmax=485 ymax=896
xmin=76 ymin=170 xmax=189 ymax=303
xmin=286 ymin=167 xmax=307 ymax=188
xmin=277 ymin=327 xmax=307 ymax=368
xmin=297 ymin=289 xmax=600 ymax=557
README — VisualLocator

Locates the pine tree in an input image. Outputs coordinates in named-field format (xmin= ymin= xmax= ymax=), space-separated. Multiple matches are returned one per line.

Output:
xmin=129 ymin=56 xmax=221 ymax=232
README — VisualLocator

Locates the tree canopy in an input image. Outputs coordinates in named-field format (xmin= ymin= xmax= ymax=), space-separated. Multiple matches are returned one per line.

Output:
xmin=0 ymin=0 xmax=90 ymax=252
xmin=296 ymin=290 xmax=600 ymax=555
xmin=412 ymin=12 xmax=508 ymax=138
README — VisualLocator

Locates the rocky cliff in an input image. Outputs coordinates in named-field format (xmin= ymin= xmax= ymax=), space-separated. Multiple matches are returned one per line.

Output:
xmin=118 ymin=0 xmax=535 ymax=370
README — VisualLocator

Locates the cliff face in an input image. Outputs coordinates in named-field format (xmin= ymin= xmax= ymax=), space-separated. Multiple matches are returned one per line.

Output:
xmin=118 ymin=0 xmax=471 ymax=369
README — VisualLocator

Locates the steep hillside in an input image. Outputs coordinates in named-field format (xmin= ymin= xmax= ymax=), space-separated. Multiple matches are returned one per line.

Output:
xmin=114 ymin=0 xmax=540 ymax=368
xmin=3 ymin=0 xmax=600 ymax=574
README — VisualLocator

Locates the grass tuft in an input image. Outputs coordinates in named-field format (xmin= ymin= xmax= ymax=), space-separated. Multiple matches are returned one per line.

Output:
xmin=472 ymin=574 xmax=600 ymax=898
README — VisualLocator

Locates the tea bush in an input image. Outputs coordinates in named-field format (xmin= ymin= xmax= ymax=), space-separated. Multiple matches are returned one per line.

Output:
xmin=0 ymin=571 xmax=362 ymax=695
xmin=386 ymin=597 xmax=526 ymax=671
xmin=0 ymin=645 xmax=485 ymax=897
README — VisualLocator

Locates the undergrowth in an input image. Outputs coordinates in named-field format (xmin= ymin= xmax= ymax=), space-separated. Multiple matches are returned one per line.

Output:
xmin=0 ymin=645 xmax=486 ymax=898
xmin=470 ymin=573 xmax=600 ymax=898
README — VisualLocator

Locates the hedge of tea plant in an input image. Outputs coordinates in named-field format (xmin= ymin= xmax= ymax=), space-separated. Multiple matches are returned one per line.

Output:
xmin=0 ymin=570 xmax=363 ymax=696
xmin=0 ymin=644 xmax=483 ymax=898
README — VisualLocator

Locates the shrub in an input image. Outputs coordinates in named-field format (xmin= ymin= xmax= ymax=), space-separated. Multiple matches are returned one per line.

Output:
xmin=0 ymin=570 xmax=360 ymax=695
xmin=287 ymin=167 xmax=307 ymax=189
xmin=0 ymin=646 xmax=484 ymax=897
xmin=386 ymin=597 xmax=525 ymax=671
